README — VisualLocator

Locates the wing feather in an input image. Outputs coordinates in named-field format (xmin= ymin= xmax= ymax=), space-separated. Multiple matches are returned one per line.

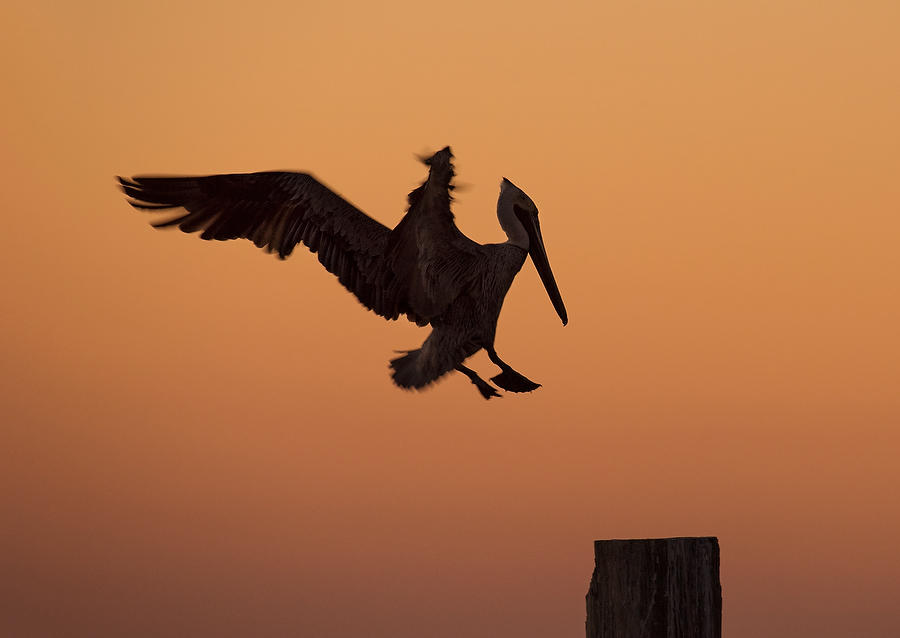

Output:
xmin=119 ymin=171 xmax=414 ymax=321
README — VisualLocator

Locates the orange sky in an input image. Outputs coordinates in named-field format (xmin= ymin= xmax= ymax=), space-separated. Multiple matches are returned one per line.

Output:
xmin=2 ymin=1 xmax=899 ymax=636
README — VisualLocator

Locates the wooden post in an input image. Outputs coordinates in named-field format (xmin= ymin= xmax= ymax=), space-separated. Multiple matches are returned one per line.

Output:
xmin=585 ymin=537 xmax=721 ymax=638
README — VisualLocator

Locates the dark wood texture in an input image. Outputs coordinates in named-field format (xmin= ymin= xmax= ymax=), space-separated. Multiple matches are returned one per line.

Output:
xmin=586 ymin=537 xmax=721 ymax=638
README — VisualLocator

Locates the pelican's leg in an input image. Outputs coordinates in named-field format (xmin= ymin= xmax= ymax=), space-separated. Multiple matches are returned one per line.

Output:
xmin=486 ymin=347 xmax=541 ymax=393
xmin=455 ymin=364 xmax=501 ymax=400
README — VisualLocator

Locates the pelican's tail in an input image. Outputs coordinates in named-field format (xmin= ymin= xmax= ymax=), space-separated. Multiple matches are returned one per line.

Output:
xmin=389 ymin=349 xmax=427 ymax=389
xmin=389 ymin=328 xmax=479 ymax=391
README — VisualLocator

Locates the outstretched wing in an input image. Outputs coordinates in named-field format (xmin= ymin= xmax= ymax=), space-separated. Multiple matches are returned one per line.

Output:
xmin=119 ymin=171 xmax=411 ymax=321
xmin=385 ymin=147 xmax=484 ymax=322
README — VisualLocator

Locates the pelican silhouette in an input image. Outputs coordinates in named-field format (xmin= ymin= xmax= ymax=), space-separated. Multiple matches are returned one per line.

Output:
xmin=119 ymin=147 xmax=567 ymax=399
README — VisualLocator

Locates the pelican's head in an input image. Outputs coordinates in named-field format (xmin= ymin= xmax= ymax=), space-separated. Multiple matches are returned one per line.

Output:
xmin=498 ymin=178 xmax=568 ymax=326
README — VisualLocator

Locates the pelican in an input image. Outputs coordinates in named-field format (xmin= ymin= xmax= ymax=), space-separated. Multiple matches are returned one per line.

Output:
xmin=119 ymin=147 xmax=567 ymax=399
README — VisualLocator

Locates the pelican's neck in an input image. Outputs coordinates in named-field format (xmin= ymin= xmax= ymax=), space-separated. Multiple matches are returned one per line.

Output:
xmin=497 ymin=188 xmax=529 ymax=250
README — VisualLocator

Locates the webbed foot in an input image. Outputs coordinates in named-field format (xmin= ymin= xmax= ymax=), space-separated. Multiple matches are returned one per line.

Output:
xmin=474 ymin=379 xmax=502 ymax=400
xmin=490 ymin=369 xmax=541 ymax=393
xmin=456 ymin=364 xmax=502 ymax=400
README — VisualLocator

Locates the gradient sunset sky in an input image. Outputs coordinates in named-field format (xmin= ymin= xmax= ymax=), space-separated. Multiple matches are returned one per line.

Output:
xmin=2 ymin=1 xmax=899 ymax=636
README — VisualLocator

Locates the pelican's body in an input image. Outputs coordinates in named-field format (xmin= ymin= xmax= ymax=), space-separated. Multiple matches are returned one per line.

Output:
xmin=119 ymin=147 xmax=567 ymax=399
xmin=390 ymin=241 xmax=528 ymax=398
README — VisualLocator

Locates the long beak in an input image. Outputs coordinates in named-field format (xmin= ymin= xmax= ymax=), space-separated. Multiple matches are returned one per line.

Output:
xmin=516 ymin=209 xmax=568 ymax=326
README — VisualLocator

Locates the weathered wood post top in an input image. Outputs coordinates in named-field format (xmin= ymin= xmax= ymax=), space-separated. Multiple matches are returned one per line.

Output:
xmin=586 ymin=536 xmax=722 ymax=638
